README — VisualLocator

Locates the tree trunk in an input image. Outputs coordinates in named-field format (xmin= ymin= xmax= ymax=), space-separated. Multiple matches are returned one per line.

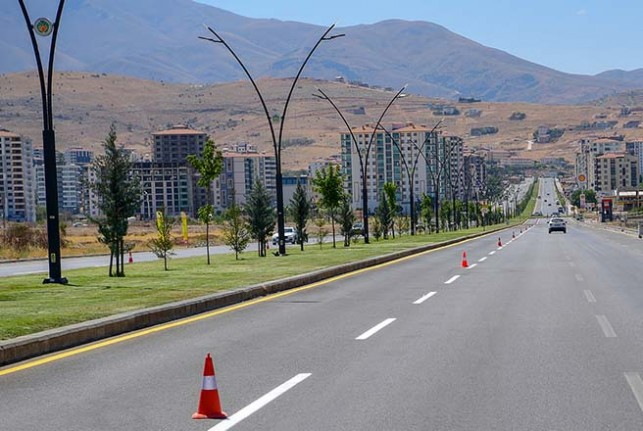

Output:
xmin=331 ymin=213 xmax=336 ymax=248
xmin=206 ymin=221 xmax=211 ymax=265
xmin=108 ymin=248 xmax=114 ymax=277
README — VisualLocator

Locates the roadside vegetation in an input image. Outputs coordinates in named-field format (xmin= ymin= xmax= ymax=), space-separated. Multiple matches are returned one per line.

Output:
xmin=0 ymin=193 xmax=536 ymax=341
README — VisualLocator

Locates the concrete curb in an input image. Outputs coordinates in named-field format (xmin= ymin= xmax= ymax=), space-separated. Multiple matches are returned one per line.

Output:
xmin=0 ymin=227 xmax=511 ymax=367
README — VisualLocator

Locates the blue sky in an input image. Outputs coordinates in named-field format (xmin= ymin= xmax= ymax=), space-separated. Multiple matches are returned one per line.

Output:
xmin=196 ymin=0 xmax=642 ymax=76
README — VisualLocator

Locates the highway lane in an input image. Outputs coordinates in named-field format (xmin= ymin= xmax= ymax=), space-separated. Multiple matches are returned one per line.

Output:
xmin=2 ymin=222 xmax=643 ymax=430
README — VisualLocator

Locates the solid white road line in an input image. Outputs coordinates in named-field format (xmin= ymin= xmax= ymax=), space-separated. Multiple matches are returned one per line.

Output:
xmin=444 ymin=275 xmax=460 ymax=285
xmin=478 ymin=257 xmax=487 ymax=262
xmin=413 ymin=292 xmax=437 ymax=304
xmin=209 ymin=373 xmax=311 ymax=431
xmin=596 ymin=315 xmax=617 ymax=338
xmin=467 ymin=263 xmax=478 ymax=269
xmin=575 ymin=274 xmax=584 ymax=282
xmin=584 ymin=290 xmax=597 ymax=303
xmin=625 ymin=373 xmax=643 ymax=414
xmin=356 ymin=318 xmax=396 ymax=340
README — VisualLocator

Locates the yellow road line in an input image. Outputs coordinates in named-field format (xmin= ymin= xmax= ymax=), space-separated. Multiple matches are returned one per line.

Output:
xmin=0 ymin=235 xmax=485 ymax=376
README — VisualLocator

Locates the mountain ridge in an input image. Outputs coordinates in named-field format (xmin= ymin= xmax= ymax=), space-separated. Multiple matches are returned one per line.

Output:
xmin=1 ymin=0 xmax=643 ymax=103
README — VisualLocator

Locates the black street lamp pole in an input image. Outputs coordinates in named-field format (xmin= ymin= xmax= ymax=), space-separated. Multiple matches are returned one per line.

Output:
xmin=312 ymin=86 xmax=406 ymax=244
xmin=201 ymin=24 xmax=343 ymax=255
xmin=18 ymin=0 xmax=68 ymax=284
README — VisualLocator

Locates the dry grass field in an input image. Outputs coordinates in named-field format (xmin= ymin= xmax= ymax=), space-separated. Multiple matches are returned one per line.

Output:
xmin=2 ymin=72 xmax=643 ymax=171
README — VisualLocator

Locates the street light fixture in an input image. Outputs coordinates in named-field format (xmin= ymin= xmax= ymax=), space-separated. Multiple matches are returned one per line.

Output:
xmin=18 ymin=0 xmax=68 ymax=284
xmin=201 ymin=24 xmax=344 ymax=255
xmin=312 ymin=86 xmax=407 ymax=243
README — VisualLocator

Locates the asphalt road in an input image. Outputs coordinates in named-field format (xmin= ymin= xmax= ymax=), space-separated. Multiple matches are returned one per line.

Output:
xmin=2 ymin=214 xmax=643 ymax=430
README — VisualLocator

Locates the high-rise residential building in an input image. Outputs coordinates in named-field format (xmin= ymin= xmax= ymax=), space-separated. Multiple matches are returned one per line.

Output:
xmin=214 ymin=143 xmax=276 ymax=213
xmin=0 ymin=129 xmax=36 ymax=222
xmin=594 ymin=153 xmax=639 ymax=193
xmin=340 ymin=123 xmax=463 ymax=215
xmin=575 ymin=138 xmax=625 ymax=190
xmin=626 ymin=141 xmax=643 ymax=185
xmin=152 ymin=125 xmax=207 ymax=164
xmin=463 ymin=149 xmax=487 ymax=201
xmin=151 ymin=125 xmax=208 ymax=216
xmin=132 ymin=162 xmax=193 ymax=219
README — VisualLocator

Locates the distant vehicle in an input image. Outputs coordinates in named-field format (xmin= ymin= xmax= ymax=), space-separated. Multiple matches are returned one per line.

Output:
xmin=548 ymin=218 xmax=566 ymax=234
xmin=350 ymin=222 xmax=364 ymax=236
xmin=272 ymin=226 xmax=298 ymax=245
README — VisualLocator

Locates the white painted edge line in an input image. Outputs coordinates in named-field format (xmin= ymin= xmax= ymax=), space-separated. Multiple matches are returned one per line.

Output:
xmin=208 ymin=373 xmax=311 ymax=431
xmin=478 ymin=257 xmax=487 ymax=262
xmin=413 ymin=291 xmax=437 ymax=305
xmin=489 ymin=251 xmax=496 ymax=255
xmin=583 ymin=290 xmax=597 ymax=303
xmin=625 ymin=373 xmax=643 ymax=414
xmin=596 ymin=315 xmax=617 ymax=338
xmin=467 ymin=263 xmax=478 ymax=269
xmin=444 ymin=275 xmax=460 ymax=285
xmin=575 ymin=274 xmax=585 ymax=282
xmin=356 ymin=318 xmax=396 ymax=340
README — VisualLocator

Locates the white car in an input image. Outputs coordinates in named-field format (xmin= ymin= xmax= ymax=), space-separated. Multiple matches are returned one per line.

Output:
xmin=272 ymin=226 xmax=298 ymax=245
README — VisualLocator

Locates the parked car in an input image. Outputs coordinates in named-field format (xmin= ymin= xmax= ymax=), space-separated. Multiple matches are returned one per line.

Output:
xmin=350 ymin=222 xmax=364 ymax=236
xmin=272 ymin=226 xmax=298 ymax=245
xmin=548 ymin=217 xmax=567 ymax=234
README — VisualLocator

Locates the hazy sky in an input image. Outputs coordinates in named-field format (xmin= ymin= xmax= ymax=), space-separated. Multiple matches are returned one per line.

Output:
xmin=196 ymin=0 xmax=642 ymax=76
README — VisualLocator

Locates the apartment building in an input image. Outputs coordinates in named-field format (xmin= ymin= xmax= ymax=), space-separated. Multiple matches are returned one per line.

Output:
xmin=132 ymin=161 xmax=192 ymax=218
xmin=340 ymin=123 xmax=464 ymax=215
xmin=0 ymin=129 xmax=36 ymax=222
xmin=214 ymin=143 xmax=276 ymax=213
xmin=150 ymin=125 xmax=208 ymax=217
xmin=594 ymin=153 xmax=639 ymax=193
xmin=575 ymin=138 xmax=624 ymax=189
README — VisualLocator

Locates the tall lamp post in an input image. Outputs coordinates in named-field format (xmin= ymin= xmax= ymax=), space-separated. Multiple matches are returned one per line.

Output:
xmin=312 ymin=86 xmax=407 ymax=243
xmin=201 ymin=24 xmax=343 ymax=255
xmin=18 ymin=0 xmax=68 ymax=284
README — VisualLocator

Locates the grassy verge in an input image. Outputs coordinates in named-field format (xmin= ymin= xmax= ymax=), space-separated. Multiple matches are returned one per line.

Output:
xmin=0 ymin=176 xmax=540 ymax=343
xmin=0 ymin=225 xmax=519 ymax=341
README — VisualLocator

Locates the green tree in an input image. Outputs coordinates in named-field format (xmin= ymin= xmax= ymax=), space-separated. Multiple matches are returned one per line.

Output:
xmin=148 ymin=210 xmax=175 ymax=271
xmin=313 ymin=215 xmax=328 ymax=249
xmin=245 ymin=179 xmax=276 ymax=257
xmin=186 ymin=138 xmax=223 ymax=265
xmin=222 ymin=202 xmax=251 ymax=260
xmin=288 ymin=180 xmax=311 ymax=251
xmin=383 ymin=182 xmax=398 ymax=238
xmin=337 ymin=196 xmax=355 ymax=247
xmin=420 ymin=194 xmax=433 ymax=233
xmin=312 ymin=165 xmax=345 ymax=248
xmin=571 ymin=189 xmax=597 ymax=208
xmin=90 ymin=125 xmax=141 ymax=277
xmin=375 ymin=191 xmax=392 ymax=240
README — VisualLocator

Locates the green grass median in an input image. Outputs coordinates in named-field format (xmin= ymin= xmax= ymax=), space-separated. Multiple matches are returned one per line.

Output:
xmin=0 ymin=224 xmax=525 ymax=341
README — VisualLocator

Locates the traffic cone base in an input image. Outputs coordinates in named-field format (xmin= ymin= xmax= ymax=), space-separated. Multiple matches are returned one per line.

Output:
xmin=193 ymin=353 xmax=227 ymax=420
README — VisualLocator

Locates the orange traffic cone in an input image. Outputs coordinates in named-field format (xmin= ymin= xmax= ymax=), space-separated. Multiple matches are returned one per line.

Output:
xmin=461 ymin=251 xmax=469 ymax=268
xmin=128 ymin=252 xmax=133 ymax=263
xmin=193 ymin=353 xmax=227 ymax=420
xmin=497 ymin=238 xmax=502 ymax=247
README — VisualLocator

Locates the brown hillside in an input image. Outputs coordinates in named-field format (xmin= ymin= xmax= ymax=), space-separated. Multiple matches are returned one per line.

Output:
xmin=2 ymin=72 xmax=643 ymax=170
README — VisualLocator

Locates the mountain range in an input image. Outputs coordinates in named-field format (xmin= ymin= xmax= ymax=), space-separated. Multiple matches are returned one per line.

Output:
xmin=2 ymin=0 xmax=643 ymax=104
